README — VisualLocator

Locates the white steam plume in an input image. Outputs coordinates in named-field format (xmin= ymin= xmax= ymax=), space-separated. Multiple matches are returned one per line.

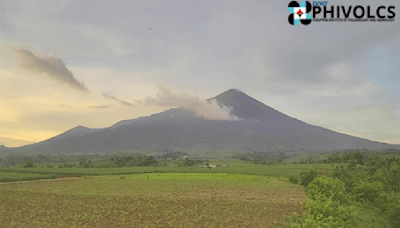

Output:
xmin=144 ymin=86 xmax=238 ymax=120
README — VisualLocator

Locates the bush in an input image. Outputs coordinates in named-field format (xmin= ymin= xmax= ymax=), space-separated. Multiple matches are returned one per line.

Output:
xmin=289 ymin=176 xmax=299 ymax=184
xmin=301 ymin=197 xmax=356 ymax=228
xmin=299 ymin=169 xmax=318 ymax=187
xmin=288 ymin=176 xmax=356 ymax=228
xmin=352 ymin=181 xmax=384 ymax=203
xmin=377 ymin=191 xmax=400 ymax=227
xmin=285 ymin=212 xmax=303 ymax=228
xmin=306 ymin=176 xmax=349 ymax=204
xmin=23 ymin=158 xmax=34 ymax=168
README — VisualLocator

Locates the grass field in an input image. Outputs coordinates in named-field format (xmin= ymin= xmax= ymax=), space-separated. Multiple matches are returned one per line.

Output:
xmin=0 ymin=171 xmax=56 ymax=182
xmin=0 ymin=173 xmax=305 ymax=228
xmin=0 ymin=161 xmax=339 ymax=179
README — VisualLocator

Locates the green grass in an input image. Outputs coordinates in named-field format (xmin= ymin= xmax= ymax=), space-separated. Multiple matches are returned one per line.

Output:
xmin=0 ymin=173 xmax=305 ymax=228
xmin=0 ymin=161 xmax=339 ymax=181
xmin=0 ymin=171 xmax=56 ymax=182
xmin=2 ymin=159 xmax=391 ymax=227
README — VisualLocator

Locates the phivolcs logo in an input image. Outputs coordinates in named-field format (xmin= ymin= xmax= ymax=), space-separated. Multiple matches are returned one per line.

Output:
xmin=288 ymin=1 xmax=312 ymax=25
xmin=287 ymin=1 xmax=395 ymax=25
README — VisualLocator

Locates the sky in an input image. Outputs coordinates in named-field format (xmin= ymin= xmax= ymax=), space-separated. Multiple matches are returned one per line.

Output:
xmin=1 ymin=0 xmax=399 ymax=147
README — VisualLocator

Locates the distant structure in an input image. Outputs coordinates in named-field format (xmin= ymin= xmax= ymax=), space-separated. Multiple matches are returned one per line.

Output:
xmin=199 ymin=164 xmax=217 ymax=169
xmin=221 ymin=164 xmax=229 ymax=167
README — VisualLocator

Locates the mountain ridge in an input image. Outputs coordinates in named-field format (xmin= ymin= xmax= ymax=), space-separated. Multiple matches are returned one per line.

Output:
xmin=3 ymin=89 xmax=399 ymax=155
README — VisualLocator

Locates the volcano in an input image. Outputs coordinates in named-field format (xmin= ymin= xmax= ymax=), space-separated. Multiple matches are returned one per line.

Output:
xmin=4 ymin=89 xmax=399 ymax=155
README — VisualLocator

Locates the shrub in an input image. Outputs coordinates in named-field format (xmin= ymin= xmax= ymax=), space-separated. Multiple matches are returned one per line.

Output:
xmin=23 ymin=158 xmax=34 ymax=168
xmin=285 ymin=212 xmax=303 ymax=228
xmin=288 ymin=176 xmax=356 ymax=228
xmin=306 ymin=176 xmax=349 ymax=204
xmin=352 ymin=181 xmax=384 ymax=203
xmin=301 ymin=197 xmax=356 ymax=228
xmin=377 ymin=191 xmax=400 ymax=227
xmin=299 ymin=169 xmax=318 ymax=187
xmin=289 ymin=176 xmax=299 ymax=184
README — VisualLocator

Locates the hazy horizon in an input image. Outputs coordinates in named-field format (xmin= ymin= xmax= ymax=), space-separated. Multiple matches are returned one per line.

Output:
xmin=1 ymin=0 xmax=399 ymax=147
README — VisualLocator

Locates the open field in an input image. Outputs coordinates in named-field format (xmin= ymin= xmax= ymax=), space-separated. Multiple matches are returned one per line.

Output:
xmin=0 ymin=171 xmax=56 ymax=182
xmin=2 ymin=155 xmax=396 ymax=227
xmin=0 ymin=173 xmax=305 ymax=228
xmin=0 ymin=161 xmax=340 ymax=180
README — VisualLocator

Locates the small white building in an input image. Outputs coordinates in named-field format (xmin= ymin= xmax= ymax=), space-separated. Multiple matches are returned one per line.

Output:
xmin=208 ymin=164 xmax=217 ymax=168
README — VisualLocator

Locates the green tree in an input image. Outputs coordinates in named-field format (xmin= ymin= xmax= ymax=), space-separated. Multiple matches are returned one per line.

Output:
xmin=288 ymin=176 xmax=356 ymax=228
xmin=299 ymin=169 xmax=318 ymax=187
xmin=352 ymin=181 xmax=384 ymax=203
xmin=23 ymin=158 xmax=34 ymax=168
xmin=378 ymin=191 xmax=400 ymax=227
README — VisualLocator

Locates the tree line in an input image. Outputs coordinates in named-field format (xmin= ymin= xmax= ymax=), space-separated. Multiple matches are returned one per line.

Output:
xmin=287 ymin=151 xmax=400 ymax=227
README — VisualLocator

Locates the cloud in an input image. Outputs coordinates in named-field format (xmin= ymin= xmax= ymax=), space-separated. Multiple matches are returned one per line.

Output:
xmin=13 ymin=47 xmax=88 ymax=92
xmin=2 ymin=0 xmax=399 ymax=144
xmin=143 ymin=86 xmax=238 ymax=121
xmin=89 ymin=105 xmax=114 ymax=109
xmin=59 ymin=104 xmax=70 ymax=107
xmin=101 ymin=93 xmax=135 ymax=107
